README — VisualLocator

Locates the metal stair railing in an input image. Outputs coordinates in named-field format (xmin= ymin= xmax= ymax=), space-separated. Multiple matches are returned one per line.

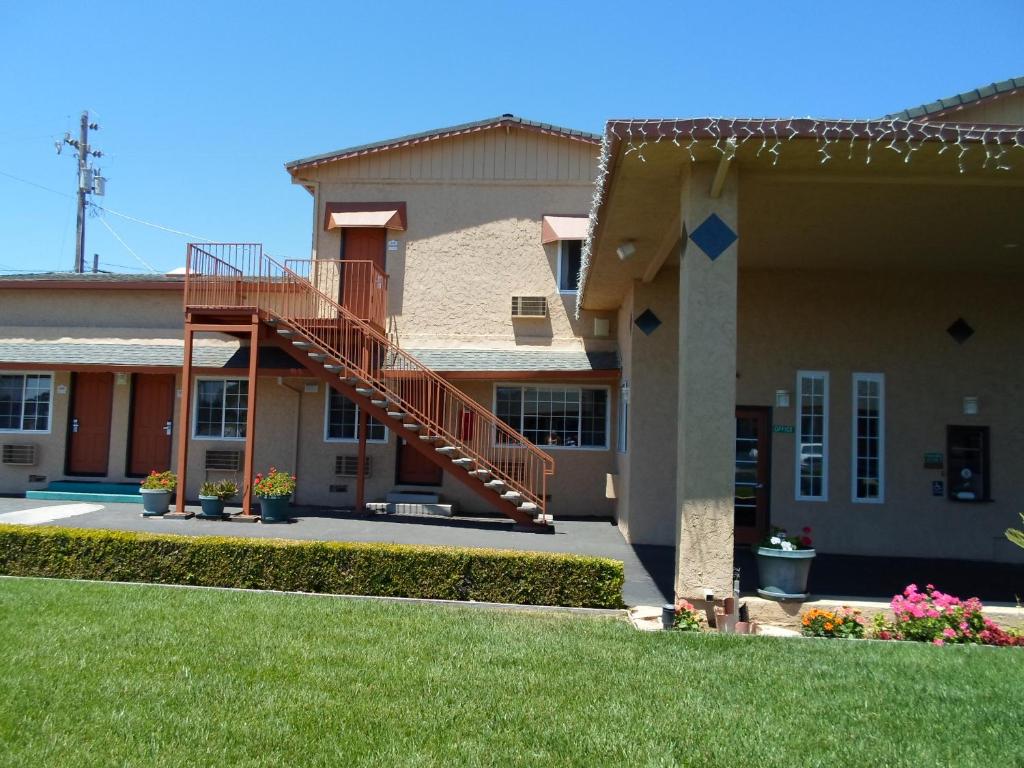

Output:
xmin=184 ymin=243 xmax=554 ymax=515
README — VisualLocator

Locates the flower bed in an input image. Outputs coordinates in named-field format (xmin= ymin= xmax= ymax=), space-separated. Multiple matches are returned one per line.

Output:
xmin=801 ymin=607 xmax=866 ymax=639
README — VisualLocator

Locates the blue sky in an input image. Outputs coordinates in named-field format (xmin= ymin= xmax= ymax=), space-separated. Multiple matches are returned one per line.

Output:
xmin=1 ymin=1 xmax=1021 ymax=274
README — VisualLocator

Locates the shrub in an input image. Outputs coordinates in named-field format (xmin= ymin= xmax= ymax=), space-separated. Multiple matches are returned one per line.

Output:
xmin=0 ymin=525 xmax=624 ymax=609
xmin=672 ymin=599 xmax=703 ymax=631
xmin=199 ymin=480 xmax=238 ymax=500
xmin=140 ymin=470 xmax=176 ymax=492
xmin=253 ymin=468 xmax=296 ymax=498
xmin=1006 ymin=513 xmax=1024 ymax=551
xmin=801 ymin=606 xmax=866 ymax=639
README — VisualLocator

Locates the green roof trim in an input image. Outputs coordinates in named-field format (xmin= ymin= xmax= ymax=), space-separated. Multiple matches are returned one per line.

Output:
xmin=886 ymin=76 xmax=1024 ymax=121
xmin=285 ymin=115 xmax=601 ymax=171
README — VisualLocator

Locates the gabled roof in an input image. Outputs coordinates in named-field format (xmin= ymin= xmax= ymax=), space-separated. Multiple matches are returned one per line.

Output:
xmin=285 ymin=115 xmax=601 ymax=173
xmin=886 ymin=76 xmax=1024 ymax=120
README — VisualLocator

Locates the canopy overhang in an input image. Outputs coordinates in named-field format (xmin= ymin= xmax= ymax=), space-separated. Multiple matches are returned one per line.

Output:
xmin=541 ymin=214 xmax=589 ymax=244
xmin=323 ymin=202 xmax=407 ymax=231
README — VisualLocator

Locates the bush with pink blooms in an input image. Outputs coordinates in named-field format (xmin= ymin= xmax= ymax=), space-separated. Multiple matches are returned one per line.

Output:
xmin=873 ymin=583 xmax=1024 ymax=647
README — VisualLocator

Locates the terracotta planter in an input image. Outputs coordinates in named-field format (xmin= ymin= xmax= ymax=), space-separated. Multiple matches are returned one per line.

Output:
xmin=258 ymin=495 xmax=290 ymax=524
xmin=140 ymin=489 xmax=172 ymax=516
xmin=755 ymin=547 xmax=816 ymax=600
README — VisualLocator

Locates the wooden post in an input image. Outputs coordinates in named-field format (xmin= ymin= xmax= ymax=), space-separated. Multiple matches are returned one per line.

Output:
xmin=241 ymin=315 xmax=260 ymax=516
xmin=355 ymin=410 xmax=367 ymax=513
xmin=174 ymin=319 xmax=194 ymax=514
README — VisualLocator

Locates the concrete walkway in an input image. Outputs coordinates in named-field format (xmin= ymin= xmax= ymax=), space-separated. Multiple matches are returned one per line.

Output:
xmin=0 ymin=497 xmax=672 ymax=607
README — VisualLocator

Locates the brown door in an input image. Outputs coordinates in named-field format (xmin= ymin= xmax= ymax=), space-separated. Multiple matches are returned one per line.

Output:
xmin=340 ymin=228 xmax=386 ymax=319
xmin=734 ymin=406 xmax=771 ymax=545
xmin=128 ymin=374 xmax=175 ymax=476
xmin=396 ymin=437 xmax=443 ymax=486
xmin=66 ymin=372 xmax=114 ymax=476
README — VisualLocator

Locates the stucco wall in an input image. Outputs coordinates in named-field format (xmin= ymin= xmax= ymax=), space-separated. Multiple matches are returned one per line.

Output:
xmin=737 ymin=269 xmax=1024 ymax=564
xmin=0 ymin=288 xmax=184 ymax=331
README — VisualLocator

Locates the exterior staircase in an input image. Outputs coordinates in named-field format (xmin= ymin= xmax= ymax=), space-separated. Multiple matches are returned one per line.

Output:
xmin=183 ymin=243 xmax=554 ymax=527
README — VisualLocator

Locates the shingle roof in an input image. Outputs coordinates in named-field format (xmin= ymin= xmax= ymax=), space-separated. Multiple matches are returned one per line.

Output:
xmin=0 ymin=273 xmax=182 ymax=283
xmin=0 ymin=342 xmax=297 ymax=370
xmin=886 ymin=76 xmax=1024 ymax=121
xmin=405 ymin=348 xmax=619 ymax=373
xmin=285 ymin=115 xmax=601 ymax=171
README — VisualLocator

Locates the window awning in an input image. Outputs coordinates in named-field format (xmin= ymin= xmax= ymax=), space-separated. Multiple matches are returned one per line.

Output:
xmin=323 ymin=202 xmax=407 ymax=231
xmin=541 ymin=215 xmax=588 ymax=244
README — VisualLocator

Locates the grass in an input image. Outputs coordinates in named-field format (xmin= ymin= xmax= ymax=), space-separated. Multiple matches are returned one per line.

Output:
xmin=0 ymin=578 xmax=1020 ymax=767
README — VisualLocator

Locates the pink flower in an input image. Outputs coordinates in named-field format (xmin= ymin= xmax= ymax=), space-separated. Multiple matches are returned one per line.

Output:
xmin=932 ymin=638 xmax=945 ymax=646
xmin=942 ymin=627 xmax=956 ymax=639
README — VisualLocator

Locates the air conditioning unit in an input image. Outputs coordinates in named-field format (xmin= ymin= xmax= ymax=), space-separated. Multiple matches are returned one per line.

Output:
xmin=2 ymin=444 xmax=37 ymax=466
xmin=205 ymin=450 xmax=242 ymax=472
xmin=511 ymin=296 xmax=547 ymax=318
xmin=335 ymin=455 xmax=372 ymax=477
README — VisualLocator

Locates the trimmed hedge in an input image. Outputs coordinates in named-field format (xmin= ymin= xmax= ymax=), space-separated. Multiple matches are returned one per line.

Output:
xmin=0 ymin=525 xmax=624 ymax=609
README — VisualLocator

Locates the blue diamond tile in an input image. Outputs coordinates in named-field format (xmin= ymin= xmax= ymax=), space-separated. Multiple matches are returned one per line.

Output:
xmin=689 ymin=213 xmax=737 ymax=261
xmin=634 ymin=309 xmax=661 ymax=336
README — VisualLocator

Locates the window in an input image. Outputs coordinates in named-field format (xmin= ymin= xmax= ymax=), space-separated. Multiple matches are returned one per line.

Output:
xmin=852 ymin=373 xmax=884 ymax=503
xmin=795 ymin=371 xmax=828 ymax=500
xmin=947 ymin=425 xmax=990 ymax=502
xmin=194 ymin=378 xmax=248 ymax=439
xmin=617 ymin=382 xmax=629 ymax=453
xmin=558 ymin=240 xmax=583 ymax=293
xmin=495 ymin=385 xmax=608 ymax=449
xmin=0 ymin=373 xmax=52 ymax=432
xmin=325 ymin=390 xmax=386 ymax=442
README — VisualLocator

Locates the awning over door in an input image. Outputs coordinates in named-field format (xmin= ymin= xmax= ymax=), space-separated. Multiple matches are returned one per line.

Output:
xmin=541 ymin=214 xmax=588 ymax=244
xmin=323 ymin=202 xmax=407 ymax=231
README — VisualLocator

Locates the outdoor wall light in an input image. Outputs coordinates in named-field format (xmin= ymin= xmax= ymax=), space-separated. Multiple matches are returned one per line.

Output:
xmin=115 ymin=373 xmax=129 ymax=386
xmin=616 ymin=241 xmax=636 ymax=261
xmin=775 ymin=389 xmax=791 ymax=408
xmin=963 ymin=396 xmax=979 ymax=416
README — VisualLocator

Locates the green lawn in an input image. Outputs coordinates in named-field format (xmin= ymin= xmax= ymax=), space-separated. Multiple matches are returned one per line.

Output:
xmin=0 ymin=578 xmax=1020 ymax=767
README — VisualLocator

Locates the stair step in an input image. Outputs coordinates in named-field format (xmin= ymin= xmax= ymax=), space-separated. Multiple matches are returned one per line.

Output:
xmin=402 ymin=423 xmax=421 ymax=432
xmin=276 ymin=329 xmax=295 ymax=338
xmin=469 ymin=469 xmax=491 ymax=479
xmin=324 ymin=364 xmax=343 ymax=372
xmin=366 ymin=501 xmax=453 ymax=518
xmin=370 ymin=399 xmax=388 ymax=407
xmin=435 ymin=446 xmax=458 ymax=455
xmin=386 ymin=491 xmax=441 ymax=504
xmin=354 ymin=387 xmax=375 ymax=397
xmin=518 ymin=502 xmax=539 ymax=512
xmin=501 ymin=491 xmax=522 ymax=501
xmin=534 ymin=513 xmax=553 ymax=525
xmin=343 ymin=376 xmax=362 ymax=385
xmin=452 ymin=457 xmax=474 ymax=467
xmin=485 ymin=479 xmax=507 ymax=490
xmin=418 ymin=435 xmax=441 ymax=443
xmin=308 ymin=352 xmax=327 ymax=361
xmin=266 ymin=318 xmax=279 ymax=326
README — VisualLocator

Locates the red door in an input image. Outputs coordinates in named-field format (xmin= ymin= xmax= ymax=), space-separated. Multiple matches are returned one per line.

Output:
xmin=66 ymin=372 xmax=114 ymax=476
xmin=341 ymin=229 xmax=386 ymax=320
xmin=734 ymin=406 xmax=771 ymax=545
xmin=128 ymin=374 xmax=175 ymax=476
xmin=396 ymin=438 xmax=443 ymax=486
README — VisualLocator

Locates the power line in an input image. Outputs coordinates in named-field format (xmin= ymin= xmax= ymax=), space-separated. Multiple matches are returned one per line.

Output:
xmin=0 ymin=169 xmax=73 ymax=198
xmin=96 ymin=214 xmax=159 ymax=273
xmin=90 ymin=203 xmax=213 ymax=240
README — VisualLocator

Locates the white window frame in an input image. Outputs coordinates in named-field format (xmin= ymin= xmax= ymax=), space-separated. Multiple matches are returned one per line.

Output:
xmin=795 ymin=370 xmax=829 ymax=502
xmin=617 ymin=381 xmax=629 ymax=454
xmin=557 ymin=239 xmax=583 ymax=295
xmin=192 ymin=377 xmax=248 ymax=441
xmin=322 ymin=389 xmax=389 ymax=444
xmin=0 ymin=371 xmax=54 ymax=434
xmin=492 ymin=383 xmax=611 ymax=451
xmin=851 ymin=372 xmax=885 ymax=504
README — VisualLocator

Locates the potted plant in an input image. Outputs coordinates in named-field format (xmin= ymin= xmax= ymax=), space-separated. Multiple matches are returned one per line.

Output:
xmin=755 ymin=526 xmax=815 ymax=600
xmin=140 ymin=470 xmax=176 ymax=516
xmin=253 ymin=468 xmax=296 ymax=524
xmin=197 ymin=479 xmax=237 ymax=519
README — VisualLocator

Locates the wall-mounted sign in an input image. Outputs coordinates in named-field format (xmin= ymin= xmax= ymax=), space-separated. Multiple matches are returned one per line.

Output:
xmin=773 ymin=424 xmax=794 ymax=434
xmin=932 ymin=480 xmax=944 ymax=497
xmin=924 ymin=452 xmax=944 ymax=469
xmin=56 ymin=384 xmax=67 ymax=395
xmin=387 ymin=239 xmax=399 ymax=252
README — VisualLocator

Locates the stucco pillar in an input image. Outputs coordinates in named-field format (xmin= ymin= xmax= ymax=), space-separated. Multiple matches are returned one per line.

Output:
xmin=675 ymin=163 xmax=738 ymax=600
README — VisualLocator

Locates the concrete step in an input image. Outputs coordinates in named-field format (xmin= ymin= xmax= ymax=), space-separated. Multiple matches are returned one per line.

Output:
xmin=324 ymin=364 xmax=343 ymax=373
xmin=370 ymin=399 xmax=388 ymax=407
xmin=518 ymin=502 xmax=539 ymax=512
xmin=418 ymin=435 xmax=441 ymax=443
xmin=354 ymin=387 xmax=375 ymax=397
xmin=386 ymin=491 xmax=441 ymax=504
xmin=292 ymin=340 xmax=313 ymax=350
xmin=485 ymin=479 xmax=507 ymax=490
xmin=501 ymin=491 xmax=522 ymax=501
xmin=308 ymin=352 xmax=327 ymax=362
xmin=276 ymin=328 xmax=295 ymax=338
xmin=366 ymin=501 xmax=453 ymax=518
xmin=386 ymin=410 xmax=406 ymax=419
xmin=452 ymin=457 xmax=474 ymax=468
xmin=402 ymin=423 xmax=421 ymax=432
xmin=435 ymin=446 xmax=458 ymax=455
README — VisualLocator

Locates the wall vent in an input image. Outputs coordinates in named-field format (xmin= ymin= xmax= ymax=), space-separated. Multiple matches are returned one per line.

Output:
xmin=335 ymin=455 xmax=372 ymax=477
xmin=2 ymin=444 xmax=37 ymax=466
xmin=511 ymin=296 xmax=548 ymax=318
xmin=205 ymin=450 xmax=242 ymax=472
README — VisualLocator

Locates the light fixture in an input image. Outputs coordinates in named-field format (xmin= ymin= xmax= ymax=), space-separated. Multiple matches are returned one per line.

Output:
xmin=963 ymin=396 xmax=979 ymax=416
xmin=775 ymin=389 xmax=791 ymax=408
xmin=115 ymin=373 xmax=129 ymax=385
xmin=616 ymin=241 xmax=636 ymax=261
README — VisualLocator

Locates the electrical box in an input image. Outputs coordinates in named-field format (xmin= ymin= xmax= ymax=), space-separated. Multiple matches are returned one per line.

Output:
xmin=92 ymin=176 xmax=106 ymax=196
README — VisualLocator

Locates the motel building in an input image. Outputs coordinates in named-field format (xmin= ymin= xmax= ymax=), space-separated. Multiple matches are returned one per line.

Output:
xmin=1 ymin=79 xmax=1023 ymax=605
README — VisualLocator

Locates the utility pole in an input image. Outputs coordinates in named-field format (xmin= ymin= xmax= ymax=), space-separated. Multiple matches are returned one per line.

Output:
xmin=58 ymin=111 xmax=106 ymax=273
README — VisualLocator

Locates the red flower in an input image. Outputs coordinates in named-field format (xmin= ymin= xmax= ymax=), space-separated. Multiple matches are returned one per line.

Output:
xmin=802 ymin=526 xmax=812 ymax=533
xmin=800 ymin=536 xmax=812 ymax=547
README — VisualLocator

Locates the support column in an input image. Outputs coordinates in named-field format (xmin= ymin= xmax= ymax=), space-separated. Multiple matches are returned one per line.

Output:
xmin=355 ymin=410 xmax=367 ymax=513
xmin=241 ymin=315 xmax=260 ymax=516
xmin=174 ymin=318 xmax=194 ymax=514
xmin=675 ymin=163 xmax=739 ymax=600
